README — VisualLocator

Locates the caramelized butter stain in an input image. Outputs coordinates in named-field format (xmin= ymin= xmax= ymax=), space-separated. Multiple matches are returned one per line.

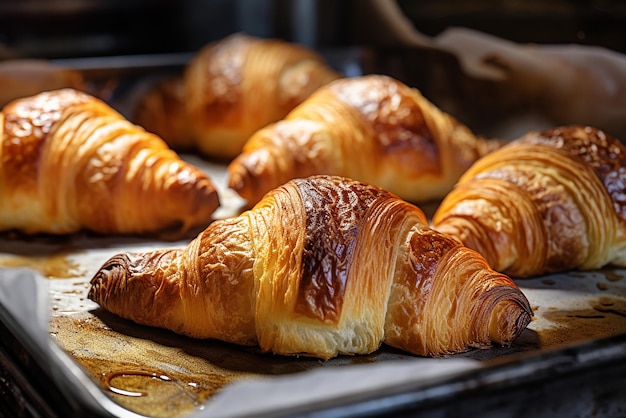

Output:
xmin=78 ymin=356 xmax=224 ymax=417
xmin=537 ymin=296 xmax=626 ymax=348
xmin=51 ymin=313 xmax=240 ymax=418
xmin=596 ymin=269 xmax=622 ymax=291
xmin=0 ymin=250 xmax=85 ymax=278
xmin=101 ymin=369 xmax=173 ymax=397
xmin=593 ymin=296 xmax=626 ymax=317
xmin=602 ymin=269 xmax=624 ymax=282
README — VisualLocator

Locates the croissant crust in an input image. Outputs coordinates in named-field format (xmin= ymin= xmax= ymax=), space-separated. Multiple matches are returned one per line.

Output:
xmin=133 ymin=33 xmax=341 ymax=159
xmin=227 ymin=74 xmax=504 ymax=206
xmin=0 ymin=88 xmax=220 ymax=237
xmin=433 ymin=125 xmax=626 ymax=277
xmin=89 ymin=175 xmax=531 ymax=359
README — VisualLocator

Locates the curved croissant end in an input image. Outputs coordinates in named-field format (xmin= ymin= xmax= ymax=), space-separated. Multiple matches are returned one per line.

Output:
xmin=385 ymin=224 xmax=532 ymax=356
xmin=89 ymin=175 xmax=531 ymax=359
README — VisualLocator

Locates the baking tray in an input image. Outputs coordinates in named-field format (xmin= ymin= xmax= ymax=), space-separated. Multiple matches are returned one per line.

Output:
xmin=1 ymin=51 xmax=626 ymax=417
xmin=1 ymin=156 xmax=626 ymax=418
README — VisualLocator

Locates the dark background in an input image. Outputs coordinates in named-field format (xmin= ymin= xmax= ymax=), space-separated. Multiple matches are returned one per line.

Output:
xmin=0 ymin=0 xmax=625 ymax=59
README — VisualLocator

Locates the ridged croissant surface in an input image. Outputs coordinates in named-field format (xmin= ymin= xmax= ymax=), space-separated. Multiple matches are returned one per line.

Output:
xmin=133 ymin=33 xmax=341 ymax=160
xmin=227 ymin=74 xmax=505 ymax=207
xmin=0 ymin=89 xmax=220 ymax=237
xmin=89 ymin=175 xmax=531 ymax=359
xmin=432 ymin=125 xmax=626 ymax=278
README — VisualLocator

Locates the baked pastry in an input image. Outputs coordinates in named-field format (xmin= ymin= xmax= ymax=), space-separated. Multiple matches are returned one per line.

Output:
xmin=0 ymin=59 xmax=86 ymax=108
xmin=131 ymin=75 xmax=192 ymax=151
xmin=227 ymin=74 xmax=505 ymax=207
xmin=432 ymin=125 xmax=626 ymax=278
xmin=133 ymin=33 xmax=341 ymax=160
xmin=0 ymin=88 xmax=220 ymax=237
xmin=89 ymin=175 xmax=532 ymax=359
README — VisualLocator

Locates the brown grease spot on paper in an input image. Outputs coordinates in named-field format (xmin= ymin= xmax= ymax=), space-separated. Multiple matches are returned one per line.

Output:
xmin=603 ymin=269 xmax=624 ymax=282
xmin=50 ymin=313 xmax=241 ymax=418
xmin=0 ymin=251 xmax=85 ymax=278
xmin=596 ymin=269 xmax=623 ymax=291
xmin=537 ymin=296 xmax=626 ymax=348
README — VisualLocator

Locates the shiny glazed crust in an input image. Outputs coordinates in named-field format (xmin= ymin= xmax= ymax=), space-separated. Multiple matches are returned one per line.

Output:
xmin=89 ymin=175 xmax=532 ymax=359
xmin=134 ymin=33 xmax=341 ymax=160
xmin=432 ymin=125 xmax=626 ymax=278
xmin=0 ymin=88 xmax=220 ymax=237
xmin=227 ymin=74 xmax=505 ymax=206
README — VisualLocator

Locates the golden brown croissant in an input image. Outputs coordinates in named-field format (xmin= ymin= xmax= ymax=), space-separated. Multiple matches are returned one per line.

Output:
xmin=432 ymin=125 xmax=626 ymax=278
xmin=131 ymin=75 xmax=192 ymax=151
xmin=88 ymin=175 xmax=531 ymax=359
xmin=133 ymin=33 xmax=342 ymax=160
xmin=0 ymin=88 xmax=220 ymax=237
xmin=227 ymin=74 xmax=505 ymax=207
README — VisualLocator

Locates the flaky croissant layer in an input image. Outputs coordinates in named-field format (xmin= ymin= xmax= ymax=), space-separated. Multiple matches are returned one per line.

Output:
xmin=89 ymin=175 xmax=532 ymax=359
xmin=433 ymin=125 xmax=626 ymax=278
xmin=0 ymin=89 xmax=220 ymax=237
xmin=227 ymin=74 xmax=505 ymax=206
xmin=133 ymin=33 xmax=341 ymax=159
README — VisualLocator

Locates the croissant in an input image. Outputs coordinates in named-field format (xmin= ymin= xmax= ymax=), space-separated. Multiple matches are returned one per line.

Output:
xmin=133 ymin=33 xmax=342 ymax=160
xmin=0 ymin=59 xmax=86 ymax=108
xmin=432 ymin=125 xmax=626 ymax=278
xmin=0 ymin=88 xmax=220 ymax=237
xmin=88 ymin=175 xmax=532 ymax=360
xmin=227 ymin=74 xmax=505 ymax=207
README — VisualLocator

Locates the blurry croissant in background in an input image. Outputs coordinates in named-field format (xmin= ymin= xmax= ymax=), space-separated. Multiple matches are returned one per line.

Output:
xmin=227 ymin=74 xmax=505 ymax=207
xmin=133 ymin=33 xmax=342 ymax=160
xmin=89 ymin=175 xmax=532 ymax=360
xmin=0 ymin=59 xmax=86 ymax=108
xmin=432 ymin=125 xmax=626 ymax=278
xmin=0 ymin=88 xmax=220 ymax=238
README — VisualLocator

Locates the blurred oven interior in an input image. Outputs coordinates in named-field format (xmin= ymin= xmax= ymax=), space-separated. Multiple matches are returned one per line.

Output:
xmin=3 ymin=0 xmax=626 ymax=58
xmin=1 ymin=0 xmax=626 ymax=140
xmin=1 ymin=1 xmax=626 ymax=417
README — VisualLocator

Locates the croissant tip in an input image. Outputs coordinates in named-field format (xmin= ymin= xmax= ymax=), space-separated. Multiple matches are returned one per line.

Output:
xmin=227 ymin=161 xmax=264 ymax=205
xmin=489 ymin=297 xmax=534 ymax=347
xmin=88 ymin=254 xmax=131 ymax=306
xmin=226 ymin=168 xmax=245 ymax=193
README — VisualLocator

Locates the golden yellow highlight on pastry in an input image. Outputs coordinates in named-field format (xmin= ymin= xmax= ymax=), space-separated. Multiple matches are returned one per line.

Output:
xmin=0 ymin=88 xmax=220 ymax=237
xmin=433 ymin=125 xmax=626 ymax=278
xmin=227 ymin=74 xmax=504 ymax=207
xmin=133 ymin=33 xmax=341 ymax=160
xmin=89 ymin=175 xmax=531 ymax=359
